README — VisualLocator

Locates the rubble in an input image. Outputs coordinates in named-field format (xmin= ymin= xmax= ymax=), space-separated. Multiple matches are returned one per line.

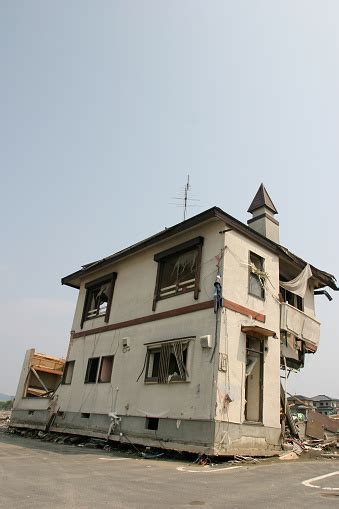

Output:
xmin=279 ymin=451 xmax=299 ymax=461
xmin=0 ymin=411 xmax=11 ymax=432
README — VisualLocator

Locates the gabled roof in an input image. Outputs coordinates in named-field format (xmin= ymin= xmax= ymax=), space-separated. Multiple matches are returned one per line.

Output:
xmin=61 ymin=206 xmax=338 ymax=291
xmin=248 ymin=183 xmax=278 ymax=214
xmin=311 ymin=395 xmax=334 ymax=402
xmin=288 ymin=395 xmax=310 ymax=400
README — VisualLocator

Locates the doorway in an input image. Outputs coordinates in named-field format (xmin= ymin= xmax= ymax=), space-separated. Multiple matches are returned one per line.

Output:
xmin=245 ymin=336 xmax=264 ymax=422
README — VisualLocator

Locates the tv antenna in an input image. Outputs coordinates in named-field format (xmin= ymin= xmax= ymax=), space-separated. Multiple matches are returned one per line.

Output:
xmin=170 ymin=174 xmax=200 ymax=221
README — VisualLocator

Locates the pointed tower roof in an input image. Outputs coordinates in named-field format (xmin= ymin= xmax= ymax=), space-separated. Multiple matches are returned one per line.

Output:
xmin=248 ymin=183 xmax=278 ymax=214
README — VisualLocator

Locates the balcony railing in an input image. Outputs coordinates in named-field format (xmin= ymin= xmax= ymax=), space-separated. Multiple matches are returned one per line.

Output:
xmin=280 ymin=303 xmax=320 ymax=347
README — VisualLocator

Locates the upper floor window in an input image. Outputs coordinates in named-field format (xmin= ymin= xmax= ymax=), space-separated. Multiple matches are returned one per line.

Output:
xmin=152 ymin=237 xmax=203 ymax=310
xmin=81 ymin=273 xmax=117 ymax=328
xmin=279 ymin=286 xmax=303 ymax=311
xmin=248 ymin=252 xmax=265 ymax=300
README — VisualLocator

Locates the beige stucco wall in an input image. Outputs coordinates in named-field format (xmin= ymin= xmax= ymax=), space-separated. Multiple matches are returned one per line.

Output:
xmin=56 ymin=217 xmax=284 ymax=442
xmin=57 ymin=219 xmax=225 ymax=421
xmin=215 ymin=227 xmax=281 ymax=431
xmin=12 ymin=349 xmax=50 ymax=412
xmin=12 ymin=349 xmax=34 ymax=409
xmin=71 ymin=218 xmax=224 ymax=331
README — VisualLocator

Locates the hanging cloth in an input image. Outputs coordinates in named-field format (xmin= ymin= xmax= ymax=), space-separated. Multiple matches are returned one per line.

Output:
xmin=280 ymin=264 xmax=312 ymax=298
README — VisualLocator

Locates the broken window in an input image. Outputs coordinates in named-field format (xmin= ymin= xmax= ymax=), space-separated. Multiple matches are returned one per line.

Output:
xmin=81 ymin=273 xmax=117 ymax=328
xmin=84 ymin=357 xmax=100 ymax=383
xmin=249 ymin=252 xmax=265 ymax=299
xmin=245 ymin=337 xmax=264 ymax=422
xmin=279 ymin=286 xmax=304 ymax=311
xmin=152 ymin=237 xmax=203 ymax=310
xmin=62 ymin=361 xmax=75 ymax=385
xmin=145 ymin=339 xmax=190 ymax=383
xmin=98 ymin=355 xmax=114 ymax=383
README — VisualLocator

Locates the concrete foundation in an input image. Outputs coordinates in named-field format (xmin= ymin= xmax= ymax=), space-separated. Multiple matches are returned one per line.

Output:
xmin=10 ymin=409 xmax=281 ymax=456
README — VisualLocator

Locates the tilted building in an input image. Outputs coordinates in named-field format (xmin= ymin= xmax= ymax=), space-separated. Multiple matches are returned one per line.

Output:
xmin=10 ymin=185 xmax=337 ymax=455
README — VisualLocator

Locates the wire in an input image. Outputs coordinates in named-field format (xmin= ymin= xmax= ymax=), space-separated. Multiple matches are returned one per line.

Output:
xmin=136 ymin=354 xmax=148 ymax=382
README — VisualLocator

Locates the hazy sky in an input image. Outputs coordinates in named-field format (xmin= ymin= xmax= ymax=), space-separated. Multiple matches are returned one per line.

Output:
xmin=1 ymin=1 xmax=338 ymax=397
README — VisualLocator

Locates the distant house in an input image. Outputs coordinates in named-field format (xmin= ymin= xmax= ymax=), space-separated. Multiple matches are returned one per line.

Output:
xmin=287 ymin=394 xmax=314 ymax=418
xmin=10 ymin=185 xmax=337 ymax=455
xmin=310 ymin=395 xmax=339 ymax=416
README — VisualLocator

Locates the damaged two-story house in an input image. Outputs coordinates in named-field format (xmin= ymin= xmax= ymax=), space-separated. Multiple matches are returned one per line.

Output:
xmin=10 ymin=185 xmax=337 ymax=456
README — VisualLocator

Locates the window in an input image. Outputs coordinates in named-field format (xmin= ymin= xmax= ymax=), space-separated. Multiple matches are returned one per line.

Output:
xmin=84 ymin=357 xmax=100 ymax=383
xmin=81 ymin=273 xmax=117 ymax=328
xmin=98 ymin=355 xmax=114 ymax=383
xmin=81 ymin=413 xmax=90 ymax=418
xmin=62 ymin=360 xmax=75 ymax=385
xmin=249 ymin=252 xmax=265 ymax=300
xmin=245 ymin=337 xmax=264 ymax=422
xmin=279 ymin=286 xmax=303 ymax=311
xmin=152 ymin=237 xmax=203 ymax=310
xmin=145 ymin=339 xmax=190 ymax=383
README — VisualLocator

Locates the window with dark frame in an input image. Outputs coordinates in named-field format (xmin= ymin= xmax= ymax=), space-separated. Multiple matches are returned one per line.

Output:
xmin=279 ymin=286 xmax=304 ymax=311
xmin=98 ymin=355 xmax=114 ymax=383
xmin=249 ymin=252 xmax=265 ymax=300
xmin=152 ymin=237 xmax=203 ymax=311
xmin=84 ymin=357 xmax=100 ymax=383
xmin=62 ymin=360 xmax=75 ymax=385
xmin=81 ymin=273 xmax=117 ymax=328
xmin=145 ymin=339 xmax=190 ymax=383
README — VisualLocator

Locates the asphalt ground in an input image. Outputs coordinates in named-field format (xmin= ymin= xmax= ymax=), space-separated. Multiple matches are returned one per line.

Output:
xmin=0 ymin=432 xmax=338 ymax=508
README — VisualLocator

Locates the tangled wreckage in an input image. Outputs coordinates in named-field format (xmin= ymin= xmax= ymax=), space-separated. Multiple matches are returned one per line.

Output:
xmin=10 ymin=185 xmax=338 ymax=456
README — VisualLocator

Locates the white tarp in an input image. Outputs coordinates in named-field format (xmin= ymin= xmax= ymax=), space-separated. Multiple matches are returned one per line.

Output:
xmin=280 ymin=264 xmax=313 ymax=298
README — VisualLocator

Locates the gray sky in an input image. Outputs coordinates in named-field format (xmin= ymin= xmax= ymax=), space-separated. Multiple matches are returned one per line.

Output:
xmin=1 ymin=1 xmax=338 ymax=397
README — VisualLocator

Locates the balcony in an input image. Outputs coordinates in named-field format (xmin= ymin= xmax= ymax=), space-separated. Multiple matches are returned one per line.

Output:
xmin=280 ymin=303 xmax=320 ymax=349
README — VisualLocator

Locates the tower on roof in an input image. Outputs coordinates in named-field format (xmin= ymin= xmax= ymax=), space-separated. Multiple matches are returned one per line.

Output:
xmin=247 ymin=184 xmax=279 ymax=243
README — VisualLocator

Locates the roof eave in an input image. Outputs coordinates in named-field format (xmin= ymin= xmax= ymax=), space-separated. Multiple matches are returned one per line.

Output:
xmin=61 ymin=206 xmax=338 ymax=292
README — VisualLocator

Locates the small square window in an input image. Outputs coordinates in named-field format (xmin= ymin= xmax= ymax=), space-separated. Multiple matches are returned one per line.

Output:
xmin=146 ymin=417 xmax=159 ymax=430
xmin=62 ymin=360 xmax=75 ymax=385
xmin=98 ymin=355 xmax=114 ymax=383
xmin=249 ymin=252 xmax=265 ymax=299
xmin=84 ymin=357 xmax=100 ymax=383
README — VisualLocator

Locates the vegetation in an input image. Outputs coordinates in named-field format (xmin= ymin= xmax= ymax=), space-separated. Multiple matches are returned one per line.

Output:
xmin=0 ymin=400 xmax=13 ymax=411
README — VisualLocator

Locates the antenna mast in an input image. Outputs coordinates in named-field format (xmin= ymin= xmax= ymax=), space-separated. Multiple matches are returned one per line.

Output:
xmin=183 ymin=174 xmax=190 ymax=221
xmin=170 ymin=174 xmax=200 ymax=221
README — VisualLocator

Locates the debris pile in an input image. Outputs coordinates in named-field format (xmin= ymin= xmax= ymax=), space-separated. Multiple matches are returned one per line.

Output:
xmin=0 ymin=412 xmax=11 ymax=432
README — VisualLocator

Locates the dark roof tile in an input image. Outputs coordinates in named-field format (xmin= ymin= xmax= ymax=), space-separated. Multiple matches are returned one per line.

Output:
xmin=248 ymin=183 xmax=278 ymax=214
